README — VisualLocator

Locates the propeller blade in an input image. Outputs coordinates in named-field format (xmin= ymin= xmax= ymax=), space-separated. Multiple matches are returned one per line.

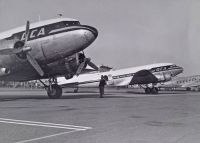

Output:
xmin=76 ymin=59 xmax=87 ymax=76
xmin=0 ymin=48 xmax=22 ymax=55
xmin=27 ymin=53 xmax=44 ymax=76
xmin=87 ymin=60 xmax=99 ymax=70
xmin=75 ymin=53 xmax=79 ymax=65
xmin=24 ymin=21 xmax=30 ymax=44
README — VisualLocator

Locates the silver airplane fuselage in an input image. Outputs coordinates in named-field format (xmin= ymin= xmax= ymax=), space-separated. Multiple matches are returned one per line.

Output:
xmin=0 ymin=18 xmax=98 ymax=81
xmin=58 ymin=63 xmax=183 ymax=87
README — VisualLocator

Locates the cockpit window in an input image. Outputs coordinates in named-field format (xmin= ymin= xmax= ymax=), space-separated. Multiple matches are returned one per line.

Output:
xmin=65 ymin=21 xmax=80 ymax=26
xmin=55 ymin=22 xmax=65 ymax=29
xmin=170 ymin=64 xmax=176 ymax=68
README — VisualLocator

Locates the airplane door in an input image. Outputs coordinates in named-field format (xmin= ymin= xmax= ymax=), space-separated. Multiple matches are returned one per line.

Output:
xmin=107 ymin=74 xmax=114 ymax=85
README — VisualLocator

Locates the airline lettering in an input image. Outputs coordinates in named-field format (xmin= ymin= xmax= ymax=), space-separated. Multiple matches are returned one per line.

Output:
xmin=21 ymin=27 xmax=46 ymax=40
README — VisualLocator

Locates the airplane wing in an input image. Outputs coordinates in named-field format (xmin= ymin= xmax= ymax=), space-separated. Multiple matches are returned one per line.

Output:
xmin=57 ymin=75 xmax=100 ymax=88
xmin=181 ymin=81 xmax=200 ymax=88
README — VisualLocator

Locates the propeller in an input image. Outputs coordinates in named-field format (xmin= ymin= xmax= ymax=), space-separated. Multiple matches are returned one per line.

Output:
xmin=0 ymin=21 xmax=44 ymax=76
xmin=25 ymin=21 xmax=30 ymax=43
xmin=23 ymin=21 xmax=44 ymax=76
xmin=87 ymin=59 xmax=99 ymax=70
xmin=75 ymin=52 xmax=99 ymax=76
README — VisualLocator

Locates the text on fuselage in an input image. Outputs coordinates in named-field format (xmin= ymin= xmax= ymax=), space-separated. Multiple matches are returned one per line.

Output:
xmin=21 ymin=27 xmax=46 ymax=40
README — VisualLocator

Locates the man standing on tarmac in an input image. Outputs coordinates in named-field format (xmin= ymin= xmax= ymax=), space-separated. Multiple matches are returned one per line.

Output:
xmin=99 ymin=75 xmax=107 ymax=98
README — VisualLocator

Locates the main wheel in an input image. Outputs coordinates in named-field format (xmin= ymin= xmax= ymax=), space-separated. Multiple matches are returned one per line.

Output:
xmin=47 ymin=84 xmax=62 ymax=99
xmin=186 ymin=87 xmax=191 ymax=91
xmin=151 ymin=87 xmax=158 ymax=94
xmin=145 ymin=87 xmax=151 ymax=94
xmin=74 ymin=88 xmax=78 ymax=93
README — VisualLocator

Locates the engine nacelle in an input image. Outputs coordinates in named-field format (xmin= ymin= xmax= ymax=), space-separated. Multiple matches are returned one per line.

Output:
xmin=64 ymin=74 xmax=74 ymax=80
xmin=155 ymin=73 xmax=171 ymax=82
xmin=0 ymin=39 xmax=24 ymax=50
xmin=0 ymin=67 xmax=10 ymax=76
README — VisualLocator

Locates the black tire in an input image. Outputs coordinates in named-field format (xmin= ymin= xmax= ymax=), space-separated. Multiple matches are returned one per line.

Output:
xmin=186 ymin=87 xmax=191 ymax=91
xmin=151 ymin=87 xmax=158 ymax=94
xmin=145 ymin=87 xmax=151 ymax=94
xmin=47 ymin=84 xmax=62 ymax=99
xmin=74 ymin=88 xmax=78 ymax=93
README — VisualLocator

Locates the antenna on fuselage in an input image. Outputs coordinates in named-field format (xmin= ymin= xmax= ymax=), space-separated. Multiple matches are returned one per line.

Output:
xmin=38 ymin=15 xmax=41 ymax=21
xmin=58 ymin=14 xmax=63 ymax=17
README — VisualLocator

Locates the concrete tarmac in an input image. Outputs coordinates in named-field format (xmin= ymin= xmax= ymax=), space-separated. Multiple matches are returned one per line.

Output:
xmin=0 ymin=88 xmax=200 ymax=143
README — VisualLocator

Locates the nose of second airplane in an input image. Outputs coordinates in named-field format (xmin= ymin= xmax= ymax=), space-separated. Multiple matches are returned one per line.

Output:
xmin=176 ymin=66 xmax=184 ymax=75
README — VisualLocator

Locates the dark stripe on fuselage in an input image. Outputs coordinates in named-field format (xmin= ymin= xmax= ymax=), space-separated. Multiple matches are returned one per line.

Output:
xmin=5 ymin=21 xmax=95 ymax=41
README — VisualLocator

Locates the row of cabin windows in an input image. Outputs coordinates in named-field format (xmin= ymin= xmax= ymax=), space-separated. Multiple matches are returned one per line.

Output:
xmin=151 ymin=65 xmax=178 ymax=72
xmin=177 ymin=78 xmax=200 ymax=84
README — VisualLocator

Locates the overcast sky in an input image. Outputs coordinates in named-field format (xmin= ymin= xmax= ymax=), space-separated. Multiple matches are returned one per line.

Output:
xmin=0 ymin=0 xmax=200 ymax=75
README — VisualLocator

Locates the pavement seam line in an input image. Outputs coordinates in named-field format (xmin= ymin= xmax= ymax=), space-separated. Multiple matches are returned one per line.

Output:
xmin=14 ymin=130 xmax=80 ymax=143
xmin=0 ymin=118 xmax=92 ymax=130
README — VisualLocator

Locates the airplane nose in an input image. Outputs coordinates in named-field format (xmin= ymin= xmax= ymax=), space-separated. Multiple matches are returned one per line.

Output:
xmin=40 ymin=25 xmax=98 ymax=63
xmin=176 ymin=66 xmax=184 ymax=75
xmin=82 ymin=25 xmax=98 ymax=38
xmin=179 ymin=66 xmax=184 ymax=73
xmin=79 ymin=25 xmax=98 ymax=45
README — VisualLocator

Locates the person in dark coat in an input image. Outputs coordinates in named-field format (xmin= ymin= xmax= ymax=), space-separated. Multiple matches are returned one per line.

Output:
xmin=99 ymin=75 xmax=107 ymax=98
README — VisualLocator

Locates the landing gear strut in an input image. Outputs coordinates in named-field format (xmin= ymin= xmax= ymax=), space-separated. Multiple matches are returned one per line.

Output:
xmin=47 ymin=84 xmax=62 ymax=99
xmin=151 ymin=87 xmax=159 ymax=94
xmin=74 ymin=87 xmax=79 ymax=93
xmin=144 ymin=87 xmax=158 ymax=94
xmin=39 ymin=77 xmax=63 ymax=99
xmin=143 ymin=83 xmax=158 ymax=94
xmin=145 ymin=87 xmax=151 ymax=94
xmin=139 ymin=84 xmax=159 ymax=94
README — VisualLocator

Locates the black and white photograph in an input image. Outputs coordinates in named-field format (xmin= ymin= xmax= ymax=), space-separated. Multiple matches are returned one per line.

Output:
xmin=0 ymin=0 xmax=200 ymax=142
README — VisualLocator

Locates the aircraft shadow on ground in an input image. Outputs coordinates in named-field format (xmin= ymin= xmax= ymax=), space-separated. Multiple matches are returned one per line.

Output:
xmin=0 ymin=93 xmax=135 ymax=101
xmin=0 ymin=90 xmax=188 ymax=101
xmin=126 ymin=91 xmax=187 ymax=94
xmin=0 ymin=95 xmax=46 ymax=101
xmin=62 ymin=93 xmax=134 ymax=99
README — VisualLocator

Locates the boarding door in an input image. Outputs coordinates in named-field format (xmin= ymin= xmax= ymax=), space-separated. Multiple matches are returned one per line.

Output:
xmin=107 ymin=74 xmax=114 ymax=85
